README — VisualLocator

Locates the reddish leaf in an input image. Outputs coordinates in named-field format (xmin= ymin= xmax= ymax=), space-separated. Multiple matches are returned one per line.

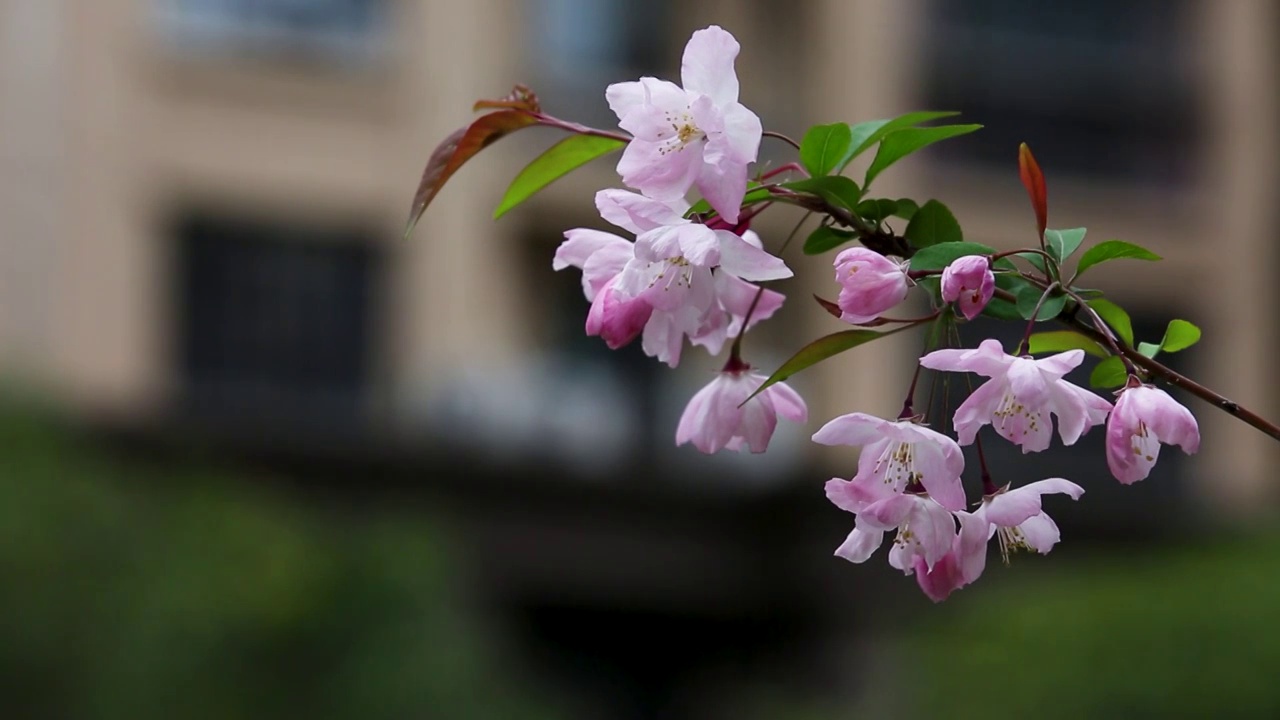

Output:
xmin=473 ymin=84 xmax=541 ymax=113
xmin=813 ymin=294 xmax=842 ymax=318
xmin=405 ymin=110 xmax=540 ymax=239
xmin=1018 ymin=142 xmax=1048 ymax=239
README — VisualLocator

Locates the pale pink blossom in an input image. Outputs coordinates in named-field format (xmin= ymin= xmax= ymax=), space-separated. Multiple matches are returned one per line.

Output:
xmin=913 ymin=510 xmax=990 ymax=602
xmin=813 ymin=413 xmax=966 ymax=511
xmin=688 ymin=231 xmax=785 ymax=356
xmin=676 ymin=366 xmax=807 ymax=453
xmin=832 ymin=248 xmax=911 ymax=324
xmin=554 ymin=228 xmax=652 ymax=349
xmin=978 ymin=478 xmax=1084 ymax=562
xmin=606 ymin=26 xmax=762 ymax=223
xmin=1106 ymin=384 xmax=1200 ymax=484
xmin=941 ymin=255 xmax=995 ymax=320
xmin=825 ymin=478 xmax=958 ymax=572
xmin=920 ymin=339 xmax=1113 ymax=452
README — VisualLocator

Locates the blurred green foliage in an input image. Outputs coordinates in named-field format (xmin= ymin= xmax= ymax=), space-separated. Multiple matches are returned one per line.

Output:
xmin=899 ymin=534 xmax=1280 ymax=719
xmin=0 ymin=400 xmax=561 ymax=720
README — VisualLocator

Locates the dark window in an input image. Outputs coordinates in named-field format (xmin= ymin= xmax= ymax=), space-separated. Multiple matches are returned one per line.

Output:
xmin=175 ymin=214 xmax=381 ymax=429
xmin=921 ymin=0 xmax=1201 ymax=185
xmin=158 ymin=0 xmax=390 ymax=67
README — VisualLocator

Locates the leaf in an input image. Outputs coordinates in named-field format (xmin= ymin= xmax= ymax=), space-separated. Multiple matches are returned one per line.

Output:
xmin=839 ymin=111 xmax=961 ymax=170
xmin=493 ymin=135 xmax=625 ymax=219
xmin=473 ymin=84 xmax=541 ymax=112
xmin=1045 ymin=227 xmax=1087 ymax=265
xmin=405 ymin=109 xmax=540 ymax=239
xmin=1015 ymin=252 xmax=1048 ymax=274
xmin=863 ymin=124 xmax=983 ymax=187
xmin=800 ymin=123 xmax=853 ymax=177
xmin=781 ymin=176 xmax=863 ymax=211
xmin=802 ymin=226 xmax=856 ymax=255
xmin=745 ymin=327 xmax=911 ymax=403
xmin=1090 ymin=356 xmax=1128 ymax=389
xmin=908 ymin=241 xmax=996 ymax=273
xmin=813 ymin=294 xmax=842 ymax=318
xmin=686 ymin=184 xmax=769 ymax=217
xmin=855 ymin=199 xmax=899 ymax=224
xmin=984 ymin=274 xmax=1033 ymax=321
xmin=892 ymin=198 xmax=920 ymax=221
xmin=1015 ymin=284 xmax=1067 ymax=321
xmin=904 ymin=199 xmax=963 ymax=249
xmin=1086 ymin=298 xmax=1134 ymax=347
xmin=1075 ymin=240 xmax=1162 ymax=277
xmin=1029 ymin=331 xmax=1107 ymax=358
xmin=1018 ymin=143 xmax=1048 ymax=238
xmin=1161 ymin=319 xmax=1202 ymax=353
xmin=1137 ymin=341 xmax=1163 ymax=358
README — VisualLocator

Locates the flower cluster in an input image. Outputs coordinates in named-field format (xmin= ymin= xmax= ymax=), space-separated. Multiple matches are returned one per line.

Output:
xmin=411 ymin=24 xmax=1228 ymax=604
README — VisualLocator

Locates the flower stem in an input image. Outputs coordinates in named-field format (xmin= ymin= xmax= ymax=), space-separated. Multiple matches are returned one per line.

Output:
xmin=763 ymin=130 xmax=801 ymax=150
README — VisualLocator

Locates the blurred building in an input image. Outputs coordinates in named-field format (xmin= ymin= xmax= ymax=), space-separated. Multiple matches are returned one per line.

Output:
xmin=1 ymin=0 xmax=1277 ymax=717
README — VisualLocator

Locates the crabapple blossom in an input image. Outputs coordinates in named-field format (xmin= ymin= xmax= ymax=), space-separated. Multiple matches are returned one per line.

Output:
xmin=813 ymin=413 xmax=966 ymax=511
xmin=606 ymin=26 xmax=762 ymax=223
xmin=554 ymin=229 xmax=651 ymax=349
xmin=832 ymin=247 xmax=911 ymax=324
xmin=825 ymin=477 xmax=957 ymax=572
xmin=676 ymin=363 xmax=807 ymax=454
xmin=1106 ymin=384 xmax=1200 ymax=484
xmin=920 ymin=339 xmax=1113 ymax=452
xmin=977 ymin=478 xmax=1084 ymax=562
xmin=941 ymin=254 xmax=995 ymax=320
xmin=913 ymin=510 xmax=990 ymax=602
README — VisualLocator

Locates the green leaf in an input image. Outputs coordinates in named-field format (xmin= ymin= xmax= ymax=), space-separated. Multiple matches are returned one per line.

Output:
xmin=782 ymin=176 xmax=863 ymax=211
xmin=839 ymin=111 xmax=961 ymax=170
xmin=1015 ymin=284 xmax=1067 ymax=321
xmin=904 ymin=199 xmax=963 ymax=249
xmin=908 ymin=241 xmax=996 ymax=273
xmin=493 ymin=135 xmax=625 ymax=219
xmin=1028 ymin=331 xmax=1108 ymax=358
xmin=856 ymin=199 xmax=899 ymax=224
xmin=1075 ymin=240 xmax=1162 ymax=277
xmin=1161 ymin=319 xmax=1202 ymax=353
xmin=1090 ymin=356 xmax=1128 ymax=389
xmin=1137 ymin=341 xmax=1163 ymax=358
xmin=800 ymin=123 xmax=853 ymax=177
xmin=892 ymin=198 xmax=920 ymax=221
xmin=1045 ymin=227 xmax=1087 ymax=265
xmin=745 ymin=327 xmax=912 ymax=403
xmin=802 ymin=226 xmax=856 ymax=255
xmin=984 ymin=274 xmax=1033 ymax=321
xmin=1015 ymin=252 xmax=1048 ymax=274
xmin=1086 ymin=298 xmax=1134 ymax=347
xmin=863 ymin=124 xmax=983 ymax=187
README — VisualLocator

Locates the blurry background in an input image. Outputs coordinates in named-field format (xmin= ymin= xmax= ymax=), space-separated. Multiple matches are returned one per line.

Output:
xmin=0 ymin=0 xmax=1278 ymax=718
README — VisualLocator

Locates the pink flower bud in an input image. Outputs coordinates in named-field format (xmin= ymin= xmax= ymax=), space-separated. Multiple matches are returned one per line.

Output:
xmin=940 ymin=255 xmax=994 ymax=320
xmin=585 ymin=283 xmax=653 ymax=350
xmin=833 ymin=248 xmax=910 ymax=324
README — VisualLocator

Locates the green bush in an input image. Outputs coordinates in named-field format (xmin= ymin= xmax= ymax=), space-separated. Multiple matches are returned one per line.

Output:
xmin=896 ymin=534 xmax=1280 ymax=719
xmin=0 ymin=400 xmax=561 ymax=720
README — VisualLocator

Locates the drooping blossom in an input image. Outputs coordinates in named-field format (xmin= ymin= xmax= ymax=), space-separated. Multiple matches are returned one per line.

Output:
xmin=813 ymin=413 xmax=966 ymax=511
xmin=554 ymin=228 xmax=652 ymax=349
xmin=606 ymin=26 xmax=762 ymax=223
xmin=825 ymin=477 xmax=958 ymax=573
xmin=832 ymin=247 xmax=911 ymax=324
xmin=1105 ymin=384 xmax=1200 ymax=484
xmin=977 ymin=478 xmax=1084 ymax=562
xmin=676 ymin=363 xmax=807 ymax=454
xmin=913 ymin=510 xmax=990 ymax=602
xmin=920 ymin=339 xmax=1113 ymax=452
xmin=940 ymin=254 xmax=995 ymax=320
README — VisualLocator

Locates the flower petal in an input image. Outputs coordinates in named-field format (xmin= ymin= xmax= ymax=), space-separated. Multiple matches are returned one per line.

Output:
xmin=716 ymin=231 xmax=792 ymax=281
xmin=834 ymin=524 xmax=884 ymax=564
xmin=811 ymin=412 xmax=886 ymax=447
xmin=680 ymin=25 xmax=741 ymax=106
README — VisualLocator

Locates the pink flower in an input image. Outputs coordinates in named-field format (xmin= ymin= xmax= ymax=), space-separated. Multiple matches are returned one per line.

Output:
xmin=554 ymin=228 xmax=652 ymax=349
xmin=688 ymin=231 xmax=786 ymax=356
xmin=913 ymin=510 xmax=990 ymax=602
xmin=825 ymin=479 xmax=958 ymax=572
xmin=606 ymin=26 xmax=762 ymax=223
xmin=941 ymin=255 xmax=995 ymax=320
xmin=920 ymin=339 xmax=1113 ymax=452
xmin=1106 ymin=385 xmax=1200 ymax=484
xmin=676 ymin=366 xmax=807 ymax=454
xmin=978 ymin=478 xmax=1084 ymax=562
xmin=832 ymin=248 xmax=910 ymax=324
xmin=813 ymin=413 xmax=966 ymax=511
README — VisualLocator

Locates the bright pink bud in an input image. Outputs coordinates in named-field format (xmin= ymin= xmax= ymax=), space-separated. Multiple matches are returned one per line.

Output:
xmin=833 ymin=248 xmax=910 ymax=324
xmin=1105 ymin=384 xmax=1200 ymax=484
xmin=585 ymin=283 xmax=653 ymax=350
xmin=940 ymin=255 xmax=995 ymax=320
